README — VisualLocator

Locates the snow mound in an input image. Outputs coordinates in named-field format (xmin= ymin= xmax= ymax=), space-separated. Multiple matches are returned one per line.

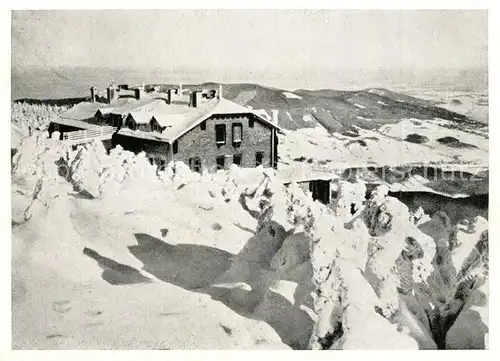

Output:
xmin=452 ymin=216 xmax=489 ymax=270
xmin=12 ymin=133 xmax=73 ymax=223
xmin=331 ymin=181 xmax=366 ymax=218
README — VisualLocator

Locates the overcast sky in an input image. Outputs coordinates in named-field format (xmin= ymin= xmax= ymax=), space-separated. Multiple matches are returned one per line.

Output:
xmin=12 ymin=10 xmax=487 ymax=83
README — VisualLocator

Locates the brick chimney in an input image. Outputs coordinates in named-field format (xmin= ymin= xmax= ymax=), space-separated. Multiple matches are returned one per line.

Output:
xmin=189 ymin=91 xmax=202 ymax=108
xmin=106 ymin=87 xmax=116 ymax=104
xmin=90 ymin=86 xmax=97 ymax=103
xmin=134 ymin=88 xmax=141 ymax=100
xmin=166 ymin=88 xmax=175 ymax=104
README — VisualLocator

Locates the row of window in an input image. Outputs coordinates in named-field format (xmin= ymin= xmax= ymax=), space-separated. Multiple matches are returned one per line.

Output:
xmin=171 ymin=123 xmax=242 ymax=155
xmin=127 ymin=122 xmax=163 ymax=133
xmin=200 ymin=118 xmax=254 ymax=132
xmin=148 ymin=151 xmax=266 ymax=173
xmin=170 ymin=119 xmax=254 ymax=155
xmin=188 ymin=152 xmax=264 ymax=173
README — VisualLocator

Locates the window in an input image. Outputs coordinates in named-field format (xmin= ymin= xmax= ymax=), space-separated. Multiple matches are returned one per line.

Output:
xmin=249 ymin=118 xmax=254 ymax=128
xmin=152 ymin=122 xmax=160 ymax=132
xmin=173 ymin=140 xmax=178 ymax=154
xmin=233 ymin=154 xmax=242 ymax=166
xmin=189 ymin=157 xmax=202 ymax=173
xmin=216 ymin=155 xmax=225 ymax=170
xmin=232 ymin=123 xmax=242 ymax=146
xmin=255 ymin=151 xmax=264 ymax=166
xmin=200 ymin=120 xmax=206 ymax=130
xmin=215 ymin=124 xmax=226 ymax=145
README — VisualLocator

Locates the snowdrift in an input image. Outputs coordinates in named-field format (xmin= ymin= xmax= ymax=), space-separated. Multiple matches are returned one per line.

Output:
xmin=11 ymin=134 xmax=489 ymax=350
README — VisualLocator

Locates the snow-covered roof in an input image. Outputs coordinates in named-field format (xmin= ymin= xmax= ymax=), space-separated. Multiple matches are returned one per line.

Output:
xmin=117 ymin=97 xmax=283 ymax=143
xmin=59 ymin=102 xmax=101 ymax=121
xmin=58 ymin=95 xmax=170 ymax=121
xmin=50 ymin=117 xmax=104 ymax=130
xmin=97 ymin=108 xmax=115 ymax=115
xmin=279 ymin=164 xmax=337 ymax=184
xmin=127 ymin=111 xmax=155 ymax=125
xmin=57 ymin=93 xmax=282 ymax=144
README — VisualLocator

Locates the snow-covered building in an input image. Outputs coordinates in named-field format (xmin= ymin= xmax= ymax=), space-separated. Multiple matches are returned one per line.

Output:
xmin=49 ymin=86 xmax=282 ymax=172
xmin=113 ymin=88 xmax=282 ymax=172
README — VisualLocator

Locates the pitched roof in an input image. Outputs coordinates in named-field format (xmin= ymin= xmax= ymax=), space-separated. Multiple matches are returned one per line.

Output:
xmin=153 ymin=98 xmax=283 ymax=142
xmin=97 ymin=107 xmax=115 ymax=115
xmin=74 ymin=96 xmax=282 ymax=144
xmin=126 ymin=111 xmax=155 ymax=124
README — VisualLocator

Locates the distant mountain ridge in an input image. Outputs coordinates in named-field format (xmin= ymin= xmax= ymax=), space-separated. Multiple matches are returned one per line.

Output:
xmin=13 ymin=74 xmax=482 ymax=133
xmin=162 ymin=83 xmax=478 ymax=132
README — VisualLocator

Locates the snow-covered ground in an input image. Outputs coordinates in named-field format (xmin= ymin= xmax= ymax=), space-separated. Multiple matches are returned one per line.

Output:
xmin=10 ymin=87 xmax=489 ymax=349
xmin=11 ymin=134 xmax=489 ymax=350
xmin=399 ymin=89 xmax=488 ymax=124
xmin=379 ymin=118 xmax=488 ymax=164
xmin=279 ymin=120 xmax=488 ymax=171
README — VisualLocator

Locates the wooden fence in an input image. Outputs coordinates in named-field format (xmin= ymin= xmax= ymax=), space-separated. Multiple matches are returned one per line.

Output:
xmin=62 ymin=126 xmax=115 ymax=142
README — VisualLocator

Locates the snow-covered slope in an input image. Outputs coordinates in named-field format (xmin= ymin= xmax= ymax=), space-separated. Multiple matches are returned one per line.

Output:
xmin=11 ymin=136 xmax=489 ymax=349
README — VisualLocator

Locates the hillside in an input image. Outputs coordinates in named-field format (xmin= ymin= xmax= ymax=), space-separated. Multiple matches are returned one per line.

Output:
xmin=141 ymin=83 xmax=483 ymax=132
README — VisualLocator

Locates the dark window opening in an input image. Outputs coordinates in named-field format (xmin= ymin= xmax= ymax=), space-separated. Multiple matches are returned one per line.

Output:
xmin=173 ymin=140 xmax=178 ymax=154
xmin=232 ymin=123 xmax=242 ymax=146
xmin=233 ymin=154 xmax=242 ymax=166
xmin=189 ymin=157 xmax=202 ymax=173
xmin=200 ymin=120 xmax=206 ymax=130
xmin=152 ymin=123 xmax=161 ymax=133
xmin=249 ymin=118 xmax=254 ymax=128
xmin=148 ymin=156 xmax=154 ymax=165
xmin=216 ymin=155 xmax=225 ymax=170
xmin=255 ymin=151 xmax=264 ymax=166
xmin=215 ymin=124 xmax=226 ymax=145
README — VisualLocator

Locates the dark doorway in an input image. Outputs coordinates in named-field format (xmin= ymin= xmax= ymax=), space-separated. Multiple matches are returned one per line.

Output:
xmin=308 ymin=180 xmax=331 ymax=205
xmin=255 ymin=151 xmax=264 ymax=166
